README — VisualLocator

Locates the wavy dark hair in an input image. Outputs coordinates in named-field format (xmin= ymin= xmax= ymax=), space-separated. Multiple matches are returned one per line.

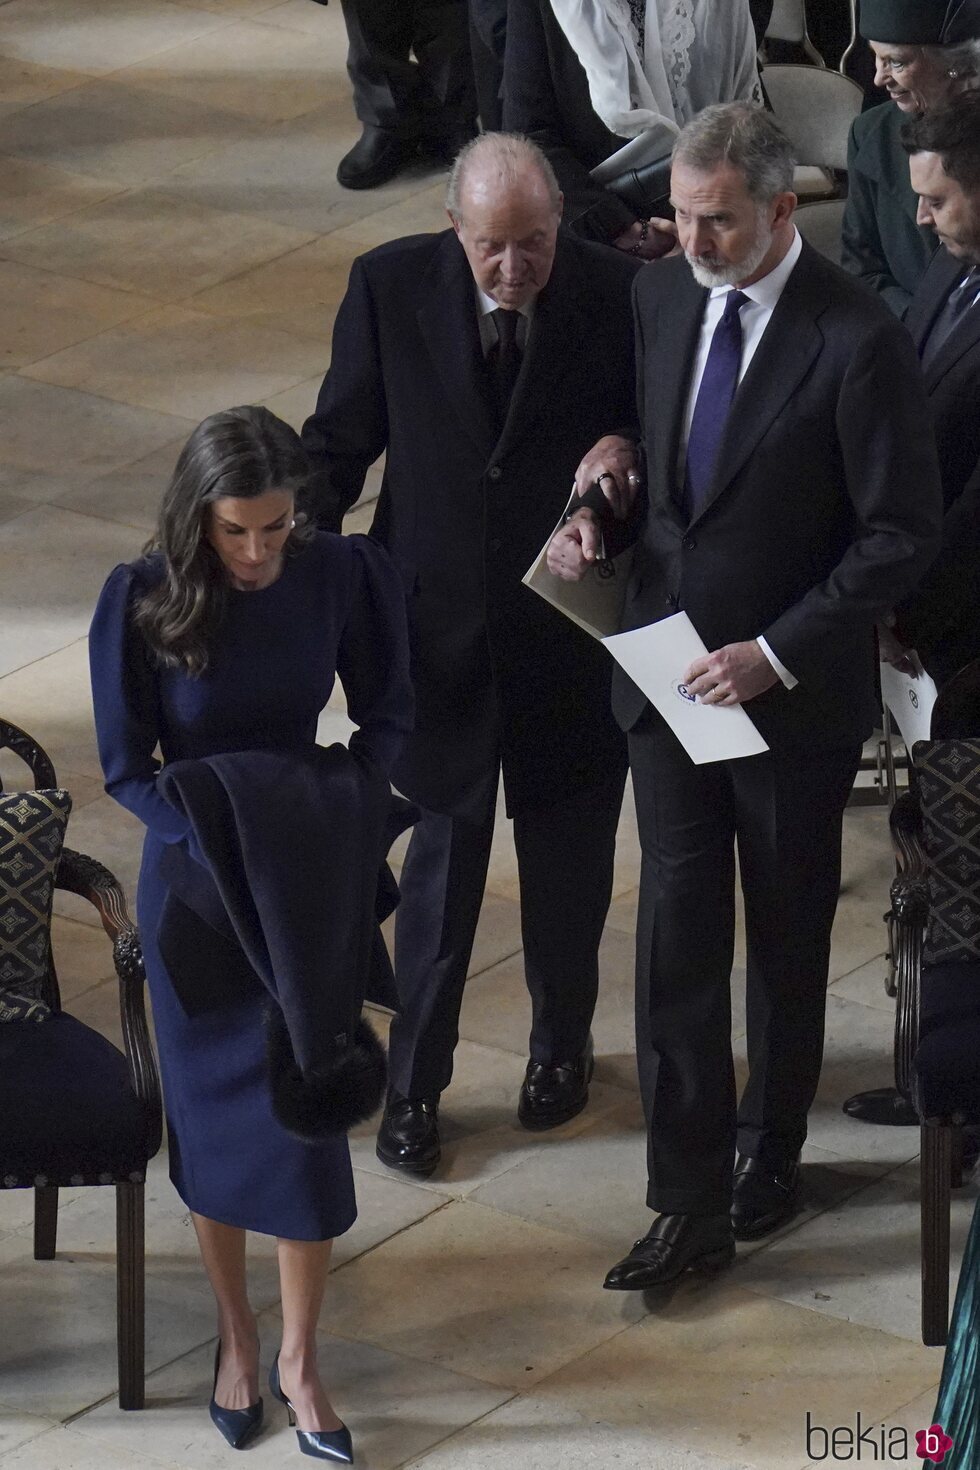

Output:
xmin=135 ymin=405 xmax=315 ymax=674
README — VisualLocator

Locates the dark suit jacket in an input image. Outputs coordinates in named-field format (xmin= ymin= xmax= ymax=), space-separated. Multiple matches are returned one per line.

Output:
xmin=501 ymin=0 xmax=640 ymax=245
xmin=841 ymin=102 xmax=940 ymax=318
xmin=613 ymin=240 xmax=943 ymax=749
xmin=895 ymin=247 xmax=980 ymax=684
xmin=302 ymin=229 xmax=640 ymax=817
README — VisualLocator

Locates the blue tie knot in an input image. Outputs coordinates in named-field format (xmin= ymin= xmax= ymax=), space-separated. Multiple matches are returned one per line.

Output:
xmin=722 ymin=289 xmax=750 ymax=321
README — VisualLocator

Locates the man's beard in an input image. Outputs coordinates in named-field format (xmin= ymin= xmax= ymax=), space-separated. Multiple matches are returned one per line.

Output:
xmin=686 ymin=212 xmax=773 ymax=288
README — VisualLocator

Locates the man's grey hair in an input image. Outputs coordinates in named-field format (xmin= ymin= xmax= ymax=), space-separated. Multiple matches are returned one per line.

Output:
xmin=672 ymin=103 xmax=797 ymax=203
xmin=446 ymin=132 xmax=562 ymax=222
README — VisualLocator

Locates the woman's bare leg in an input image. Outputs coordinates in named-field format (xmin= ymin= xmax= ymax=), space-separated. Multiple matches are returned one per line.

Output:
xmin=275 ymin=1237 xmax=342 ymax=1431
xmin=191 ymin=1212 xmax=259 ymax=1410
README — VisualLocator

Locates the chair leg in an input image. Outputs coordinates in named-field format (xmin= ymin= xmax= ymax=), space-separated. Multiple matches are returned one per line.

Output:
xmin=921 ymin=1124 xmax=952 ymax=1347
xmin=950 ymin=1126 xmax=964 ymax=1190
xmin=33 ymin=1186 xmax=59 ymax=1260
xmin=116 ymin=1182 xmax=145 ymax=1410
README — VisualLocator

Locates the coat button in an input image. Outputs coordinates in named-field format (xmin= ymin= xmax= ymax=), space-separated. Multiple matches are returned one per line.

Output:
xmin=489 ymin=537 xmax=502 ymax=552
xmin=665 ymin=593 xmax=677 ymax=608
xmin=683 ymin=535 xmax=696 ymax=551
xmin=488 ymin=466 xmax=502 ymax=482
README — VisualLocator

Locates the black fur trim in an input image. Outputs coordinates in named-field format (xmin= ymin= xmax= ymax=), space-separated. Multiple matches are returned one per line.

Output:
xmin=266 ymin=1008 xmax=387 ymax=1139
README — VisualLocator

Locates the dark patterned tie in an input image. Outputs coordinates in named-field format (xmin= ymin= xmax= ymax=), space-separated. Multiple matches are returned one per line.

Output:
xmin=489 ymin=307 xmax=522 ymax=421
xmin=682 ymin=289 xmax=749 ymax=523
xmin=922 ymin=268 xmax=980 ymax=368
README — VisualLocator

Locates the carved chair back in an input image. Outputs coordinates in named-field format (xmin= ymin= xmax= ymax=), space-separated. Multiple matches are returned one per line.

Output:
xmin=0 ymin=718 xmax=63 ymax=1011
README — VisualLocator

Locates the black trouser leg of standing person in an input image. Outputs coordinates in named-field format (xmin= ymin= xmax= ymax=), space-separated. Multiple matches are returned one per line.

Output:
xmin=468 ymin=0 xmax=507 ymax=132
xmin=387 ymin=773 xmax=622 ymax=1103
xmin=628 ymin=709 xmax=861 ymax=1217
xmin=338 ymin=0 xmax=476 ymax=188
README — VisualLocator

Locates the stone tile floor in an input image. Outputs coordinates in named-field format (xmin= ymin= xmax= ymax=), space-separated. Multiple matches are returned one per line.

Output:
xmin=0 ymin=3 xmax=975 ymax=1466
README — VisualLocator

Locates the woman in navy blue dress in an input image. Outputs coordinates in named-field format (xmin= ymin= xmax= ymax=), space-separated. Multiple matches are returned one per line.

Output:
xmin=90 ymin=406 xmax=412 ymax=1461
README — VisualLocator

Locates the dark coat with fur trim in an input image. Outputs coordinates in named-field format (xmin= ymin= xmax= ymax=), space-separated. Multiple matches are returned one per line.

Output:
xmin=158 ymin=746 xmax=414 ymax=1137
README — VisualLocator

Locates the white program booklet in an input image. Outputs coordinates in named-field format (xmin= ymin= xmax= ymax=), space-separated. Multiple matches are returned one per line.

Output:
xmin=602 ymin=612 xmax=770 ymax=765
xmin=522 ymin=499 xmax=633 ymax=642
xmin=879 ymin=655 xmax=938 ymax=749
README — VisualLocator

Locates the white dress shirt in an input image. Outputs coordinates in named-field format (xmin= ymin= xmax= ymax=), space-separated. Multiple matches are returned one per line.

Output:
xmin=476 ymin=286 xmax=534 ymax=355
xmin=679 ymin=228 xmax=804 ymax=690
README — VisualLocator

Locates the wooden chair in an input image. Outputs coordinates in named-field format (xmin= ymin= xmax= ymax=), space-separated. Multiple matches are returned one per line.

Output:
xmin=0 ymin=717 xmax=162 ymax=1408
xmin=762 ymin=63 xmax=863 ymax=200
xmin=765 ymin=0 xmax=826 ymax=66
xmin=868 ymin=665 xmax=980 ymax=1345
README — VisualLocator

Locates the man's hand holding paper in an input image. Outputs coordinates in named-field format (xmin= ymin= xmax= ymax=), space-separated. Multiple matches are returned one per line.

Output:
xmin=683 ymin=640 xmax=779 ymax=707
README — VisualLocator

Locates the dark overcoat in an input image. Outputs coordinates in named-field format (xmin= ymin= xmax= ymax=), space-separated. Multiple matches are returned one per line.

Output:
xmin=841 ymin=101 xmax=940 ymax=317
xmin=302 ymin=228 xmax=640 ymax=817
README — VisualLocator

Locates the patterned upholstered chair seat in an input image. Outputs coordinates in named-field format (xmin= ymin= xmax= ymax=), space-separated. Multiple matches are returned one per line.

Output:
xmin=0 ymin=717 xmax=162 ymax=1410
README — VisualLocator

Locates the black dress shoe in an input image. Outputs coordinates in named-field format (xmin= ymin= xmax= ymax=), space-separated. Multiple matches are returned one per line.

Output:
xmin=842 ymin=1085 xmax=918 ymax=1126
xmin=337 ymin=126 xmax=418 ymax=190
xmin=603 ymin=1213 xmax=735 ymax=1291
xmin=376 ymin=1094 xmax=441 ymax=1176
xmin=518 ymin=1037 xmax=594 ymax=1131
xmin=731 ymin=1154 xmax=801 ymax=1240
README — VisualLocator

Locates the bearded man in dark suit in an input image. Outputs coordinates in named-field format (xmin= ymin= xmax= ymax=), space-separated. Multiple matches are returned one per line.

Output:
xmin=303 ymin=133 xmax=640 ymax=1177
xmin=549 ymin=103 xmax=942 ymax=1289
xmin=889 ymin=93 xmax=980 ymax=684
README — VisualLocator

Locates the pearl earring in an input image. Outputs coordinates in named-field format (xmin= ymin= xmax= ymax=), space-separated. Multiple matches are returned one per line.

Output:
xmin=949 ymin=68 xmax=960 ymax=77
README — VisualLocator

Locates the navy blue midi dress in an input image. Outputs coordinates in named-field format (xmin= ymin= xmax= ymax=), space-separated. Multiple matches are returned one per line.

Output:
xmin=89 ymin=532 xmax=413 ymax=1240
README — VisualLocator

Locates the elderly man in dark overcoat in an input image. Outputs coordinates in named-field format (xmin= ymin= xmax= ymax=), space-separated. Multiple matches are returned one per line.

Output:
xmin=302 ymin=132 xmax=640 ymax=1176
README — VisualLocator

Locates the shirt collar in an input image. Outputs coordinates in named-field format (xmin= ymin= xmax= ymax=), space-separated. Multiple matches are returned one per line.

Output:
xmin=476 ymin=285 xmax=535 ymax=320
xmin=708 ymin=227 xmax=803 ymax=310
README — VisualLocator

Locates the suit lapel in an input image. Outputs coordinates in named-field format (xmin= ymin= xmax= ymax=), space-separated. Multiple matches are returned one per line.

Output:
xmin=493 ymin=237 xmax=581 ymax=463
xmin=906 ymin=246 xmax=964 ymax=356
xmin=921 ymin=259 xmax=980 ymax=390
xmin=688 ymin=245 xmax=824 ymax=528
xmin=647 ymin=266 xmax=706 ymax=530
xmin=416 ymin=231 xmax=498 ymax=461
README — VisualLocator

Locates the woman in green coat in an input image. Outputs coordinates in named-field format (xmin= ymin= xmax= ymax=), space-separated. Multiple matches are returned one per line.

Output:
xmin=842 ymin=0 xmax=980 ymax=317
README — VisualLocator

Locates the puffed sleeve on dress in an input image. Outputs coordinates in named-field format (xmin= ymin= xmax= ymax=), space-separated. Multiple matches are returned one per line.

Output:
xmin=89 ymin=561 xmax=193 ymax=844
xmin=336 ymin=535 xmax=414 ymax=778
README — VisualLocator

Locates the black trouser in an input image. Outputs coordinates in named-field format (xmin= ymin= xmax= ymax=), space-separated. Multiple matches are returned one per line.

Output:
xmin=468 ymin=0 xmax=506 ymax=132
xmin=340 ymin=0 xmax=477 ymax=138
xmin=628 ymin=710 xmax=861 ymax=1216
xmin=387 ymin=772 xmax=624 ymax=1100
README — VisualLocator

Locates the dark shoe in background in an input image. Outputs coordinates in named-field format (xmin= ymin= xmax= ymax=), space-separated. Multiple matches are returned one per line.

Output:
xmin=337 ymin=126 xmax=419 ymax=190
xmin=730 ymin=1153 xmax=802 ymax=1240
xmin=376 ymin=1094 xmax=441 ymax=1176
xmin=518 ymin=1036 xmax=595 ymax=1131
xmin=603 ymin=1212 xmax=735 ymax=1291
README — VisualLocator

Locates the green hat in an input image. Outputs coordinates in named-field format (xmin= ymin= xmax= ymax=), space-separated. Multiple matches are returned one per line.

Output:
xmin=859 ymin=0 xmax=952 ymax=43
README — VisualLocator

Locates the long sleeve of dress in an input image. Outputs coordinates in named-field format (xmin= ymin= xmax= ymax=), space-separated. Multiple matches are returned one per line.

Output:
xmin=89 ymin=563 xmax=193 ymax=844
xmin=336 ymin=536 xmax=414 ymax=777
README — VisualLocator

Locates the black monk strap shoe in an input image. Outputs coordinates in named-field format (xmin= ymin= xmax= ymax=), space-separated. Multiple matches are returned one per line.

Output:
xmin=517 ymin=1036 xmax=595 ymax=1131
xmin=603 ymin=1212 xmax=735 ymax=1291
xmin=336 ymin=127 xmax=419 ymax=190
xmin=376 ymin=1095 xmax=441 ymax=1177
xmin=730 ymin=1154 xmax=802 ymax=1240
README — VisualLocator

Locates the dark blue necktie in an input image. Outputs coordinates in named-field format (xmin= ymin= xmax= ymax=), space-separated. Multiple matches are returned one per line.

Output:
xmin=682 ymin=289 xmax=749 ymax=522
xmin=922 ymin=268 xmax=980 ymax=368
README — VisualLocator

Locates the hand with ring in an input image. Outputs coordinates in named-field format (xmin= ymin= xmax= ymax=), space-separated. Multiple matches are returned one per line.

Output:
xmin=572 ymin=435 xmax=642 ymax=520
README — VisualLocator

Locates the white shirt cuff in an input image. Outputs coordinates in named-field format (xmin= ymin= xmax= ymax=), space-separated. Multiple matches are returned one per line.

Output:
xmin=757 ymin=636 xmax=798 ymax=691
